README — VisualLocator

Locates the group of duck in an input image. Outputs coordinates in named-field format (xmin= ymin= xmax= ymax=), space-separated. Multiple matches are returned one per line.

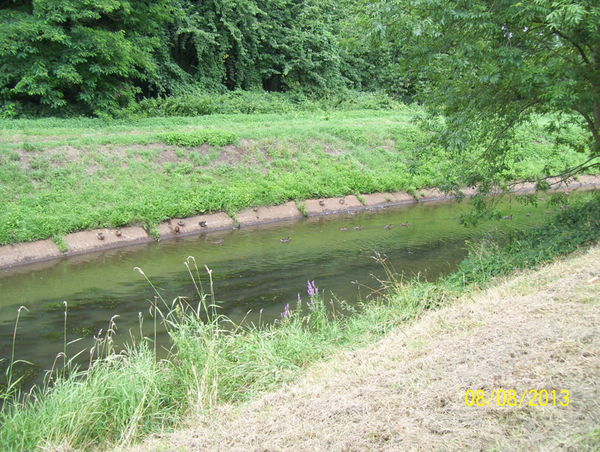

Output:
xmin=96 ymin=229 xmax=123 ymax=240
xmin=95 ymin=219 xmax=210 ymax=241
xmin=95 ymin=202 xmax=569 ymax=243
xmin=280 ymin=220 xmax=409 ymax=243
xmin=174 ymin=220 xmax=208 ymax=234
xmin=503 ymin=207 xmax=566 ymax=221
xmin=280 ymin=201 xmax=570 ymax=243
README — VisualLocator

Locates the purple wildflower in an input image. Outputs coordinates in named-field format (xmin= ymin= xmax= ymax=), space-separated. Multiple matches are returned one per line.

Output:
xmin=307 ymin=280 xmax=319 ymax=311
xmin=307 ymin=280 xmax=318 ymax=297
xmin=281 ymin=303 xmax=292 ymax=319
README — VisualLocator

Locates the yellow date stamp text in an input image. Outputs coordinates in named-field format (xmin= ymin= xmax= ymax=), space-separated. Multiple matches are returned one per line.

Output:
xmin=465 ymin=389 xmax=570 ymax=407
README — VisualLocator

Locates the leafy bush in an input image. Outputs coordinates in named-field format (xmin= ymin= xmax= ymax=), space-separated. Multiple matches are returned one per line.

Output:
xmin=137 ymin=94 xmax=218 ymax=117
xmin=452 ymin=191 xmax=600 ymax=286
xmin=158 ymin=130 xmax=237 ymax=147
xmin=136 ymin=90 xmax=404 ymax=118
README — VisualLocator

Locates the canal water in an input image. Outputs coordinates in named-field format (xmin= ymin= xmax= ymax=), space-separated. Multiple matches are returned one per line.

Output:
xmin=0 ymin=197 xmax=551 ymax=383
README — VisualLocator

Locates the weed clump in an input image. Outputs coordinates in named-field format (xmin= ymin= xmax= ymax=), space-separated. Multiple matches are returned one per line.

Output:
xmin=158 ymin=130 xmax=237 ymax=147
xmin=452 ymin=191 xmax=600 ymax=286
xmin=135 ymin=90 xmax=404 ymax=118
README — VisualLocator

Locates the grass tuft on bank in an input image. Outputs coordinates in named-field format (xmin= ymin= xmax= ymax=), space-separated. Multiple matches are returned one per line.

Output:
xmin=1 ymin=194 xmax=599 ymax=451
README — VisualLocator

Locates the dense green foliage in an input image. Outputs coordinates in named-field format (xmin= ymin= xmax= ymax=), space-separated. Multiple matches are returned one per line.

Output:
xmin=1 ymin=108 xmax=588 ymax=246
xmin=359 ymin=0 xmax=600 ymax=195
xmin=0 ymin=0 xmax=402 ymax=117
xmin=134 ymin=90 xmax=401 ymax=117
xmin=0 ymin=0 xmax=175 ymax=117
xmin=159 ymin=129 xmax=237 ymax=147
xmin=453 ymin=191 xmax=600 ymax=285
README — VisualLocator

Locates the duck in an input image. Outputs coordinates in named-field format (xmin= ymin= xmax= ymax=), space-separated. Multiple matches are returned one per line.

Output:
xmin=177 ymin=220 xmax=185 ymax=227
xmin=400 ymin=222 xmax=409 ymax=227
xmin=340 ymin=227 xmax=349 ymax=231
xmin=353 ymin=226 xmax=362 ymax=230
xmin=384 ymin=224 xmax=393 ymax=229
xmin=526 ymin=213 xmax=531 ymax=217
xmin=115 ymin=230 xmax=122 ymax=237
xmin=212 ymin=239 xmax=224 ymax=245
xmin=319 ymin=200 xmax=325 ymax=206
xmin=96 ymin=232 xmax=104 ymax=241
xmin=503 ymin=215 xmax=513 ymax=220
xmin=199 ymin=221 xmax=207 ymax=227
xmin=174 ymin=226 xmax=180 ymax=234
xmin=280 ymin=237 xmax=291 ymax=243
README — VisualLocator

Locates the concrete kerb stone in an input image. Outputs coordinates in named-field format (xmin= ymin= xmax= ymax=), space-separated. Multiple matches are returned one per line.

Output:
xmin=0 ymin=239 xmax=63 ymax=268
xmin=416 ymin=188 xmax=453 ymax=202
xmin=577 ymin=174 xmax=600 ymax=187
xmin=64 ymin=226 xmax=151 ymax=255
xmin=511 ymin=182 xmax=537 ymax=193
xmin=304 ymin=195 xmax=363 ymax=216
xmin=362 ymin=192 xmax=416 ymax=207
xmin=237 ymin=201 xmax=304 ymax=226
xmin=158 ymin=213 xmax=234 ymax=238
xmin=511 ymin=176 xmax=600 ymax=194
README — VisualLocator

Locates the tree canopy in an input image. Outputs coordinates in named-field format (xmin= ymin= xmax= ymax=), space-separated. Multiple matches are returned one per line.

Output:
xmin=0 ymin=0 xmax=405 ymax=117
xmin=359 ymin=0 xmax=600 ymax=200
xmin=0 ymin=0 xmax=175 ymax=116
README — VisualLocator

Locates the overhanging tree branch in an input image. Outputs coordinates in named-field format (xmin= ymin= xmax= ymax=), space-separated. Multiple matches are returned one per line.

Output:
xmin=553 ymin=29 xmax=591 ymax=66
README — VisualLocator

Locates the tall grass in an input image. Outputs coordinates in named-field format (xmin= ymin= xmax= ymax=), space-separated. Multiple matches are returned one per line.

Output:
xmin=0 ymin=253 xmax=456 ymax=451
xmin=132 ymin=90 xmax=404 ymax=117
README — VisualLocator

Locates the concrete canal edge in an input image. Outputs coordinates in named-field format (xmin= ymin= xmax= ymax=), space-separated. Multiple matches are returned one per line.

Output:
xmin=1 ymin=176 xmax=599 ymax=270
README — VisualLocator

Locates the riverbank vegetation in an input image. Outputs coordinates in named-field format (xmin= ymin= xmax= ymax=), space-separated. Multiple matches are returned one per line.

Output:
xmin=0 ymin=0 xmax=409 ymax=119
xmin=0 ymin=102 xmax=593 ymax=246
xmin=2 ymin=1 xmax=600 ymax=244
xmin=1 ymin=192 xmax=599 ymax=451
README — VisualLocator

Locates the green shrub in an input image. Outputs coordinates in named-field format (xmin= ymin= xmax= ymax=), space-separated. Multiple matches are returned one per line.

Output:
xmin=135 ymin=90 xmax=404 ymax=118
xmin=158 ymin=130 xmax=237 ymax=147
xmin=451 ymin=191 xmax=600 ymax=286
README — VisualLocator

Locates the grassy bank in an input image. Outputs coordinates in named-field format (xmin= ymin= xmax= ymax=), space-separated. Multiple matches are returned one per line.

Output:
xmin=0 ymin=99 xmax=592 ymax=246
xmin=1 ymin=193 xmax=598 ymax=451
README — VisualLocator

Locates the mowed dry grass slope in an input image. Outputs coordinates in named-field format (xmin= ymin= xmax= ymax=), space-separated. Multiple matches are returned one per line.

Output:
xmin=119 ymin=247 xmax=600 ymax=452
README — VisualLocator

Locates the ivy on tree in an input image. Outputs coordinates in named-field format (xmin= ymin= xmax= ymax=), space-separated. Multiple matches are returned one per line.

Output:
xmin=0 ymin=0 xmax=362 ymax=117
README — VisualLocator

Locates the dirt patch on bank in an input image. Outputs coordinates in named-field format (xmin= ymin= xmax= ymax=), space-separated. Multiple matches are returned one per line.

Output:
xmin=121 ymin=247 xmax=600 ymax=452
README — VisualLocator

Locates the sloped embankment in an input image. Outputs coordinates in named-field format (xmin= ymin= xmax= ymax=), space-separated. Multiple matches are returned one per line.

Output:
xmin=122 ymin=246 xmax=600 ymax=451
